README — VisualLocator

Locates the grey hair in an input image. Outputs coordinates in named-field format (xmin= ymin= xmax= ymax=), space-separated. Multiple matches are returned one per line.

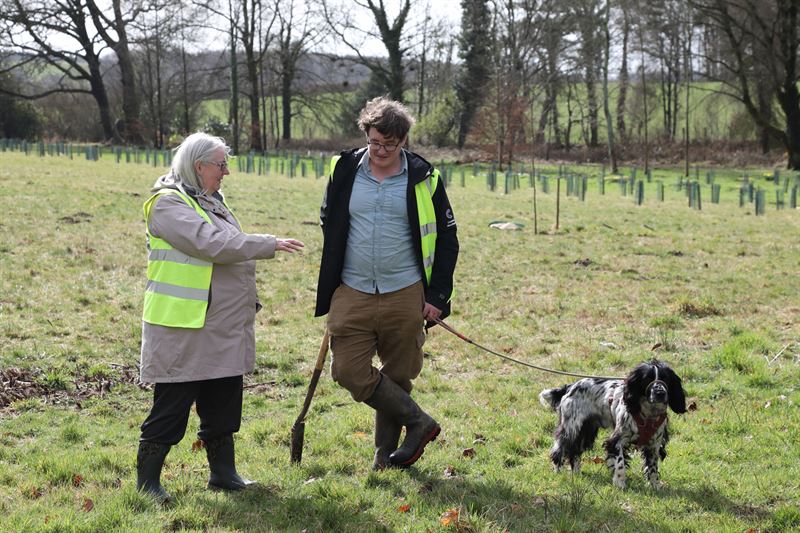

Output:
xmin=170 ymin=132 xmax=231 ymax=192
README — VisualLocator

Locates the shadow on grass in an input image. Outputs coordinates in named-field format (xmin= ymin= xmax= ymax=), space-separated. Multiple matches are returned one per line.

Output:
xmin=580 ymin=466 xmax=773 ymax=525
xmin=182 ymin=469 xmax=702 ymax=533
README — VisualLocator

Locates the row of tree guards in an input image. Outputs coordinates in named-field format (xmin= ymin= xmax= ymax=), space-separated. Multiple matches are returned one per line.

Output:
xmin=3 ymin=138 xmax=798 ymax=219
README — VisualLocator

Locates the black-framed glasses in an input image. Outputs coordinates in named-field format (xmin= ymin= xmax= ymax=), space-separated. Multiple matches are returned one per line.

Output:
xmin=367 ymin=139 xmax=400 ymax=153
xmin=206 ymin=160 xmax=228 ymax=171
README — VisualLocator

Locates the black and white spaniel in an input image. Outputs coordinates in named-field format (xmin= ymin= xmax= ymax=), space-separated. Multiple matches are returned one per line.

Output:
xmin=539 ymin=360 xmax=686 ymax=489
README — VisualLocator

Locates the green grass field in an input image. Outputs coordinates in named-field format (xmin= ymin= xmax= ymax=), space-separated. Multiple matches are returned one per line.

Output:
xmin=1 ymin=151 xmax=799 ymax=532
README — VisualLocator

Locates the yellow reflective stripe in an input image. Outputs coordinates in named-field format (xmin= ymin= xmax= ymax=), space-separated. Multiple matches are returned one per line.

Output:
xmin=149 ymin=248 xmax=212 ymax=267
xmin=147 ymin=259 xmax=212 ymax=290
xmin=143 ymin=291 xmax=207 ymax=329
xmin=145 ymin=280 xmax=209 ymax=301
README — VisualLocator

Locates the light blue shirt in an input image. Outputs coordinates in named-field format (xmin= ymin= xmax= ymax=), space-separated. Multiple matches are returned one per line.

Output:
xmin=341 ymin=150 xmax=422 ymax=294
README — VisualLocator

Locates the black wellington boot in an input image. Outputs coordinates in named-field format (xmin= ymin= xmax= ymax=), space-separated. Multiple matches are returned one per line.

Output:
xmin=364 ymin=375 xmax=440 ymax=468
xmin=205 ymin=434 xmax=258 ymax=491
xmin=372 ymin=410 xmax=403 ymax=471
xmin=136 ymin=441 xmax=171 ymax=502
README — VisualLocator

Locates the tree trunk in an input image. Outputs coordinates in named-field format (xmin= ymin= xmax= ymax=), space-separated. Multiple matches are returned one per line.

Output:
xmin=246 ymin=56 xmax=262 ymax=151
xmin=616 ymin=7 xmax=629 ymax=141
xmin=779 ymin=79 xmax=800 ymax=169
xmin=110 ymin=0 xmax=142 ymax=144
xmin=241 ymin=0 xmax=262 ymax=151
xmin=180 ymin=42 xmax=191 ymax=134
xmin=586 ymin=70 xmax=598 ymax=147
xmin=367 ymin=0 xmax=410 ymax=102
xmin=602 ymin=0 xmax=617 ymax=173
xmin=281 ymin=58 xmax=293 ymax=141
xmin=86 ymin=56 xmax=117 ymax=142
xmin=229 ymin=4 xmax=240 ymax=155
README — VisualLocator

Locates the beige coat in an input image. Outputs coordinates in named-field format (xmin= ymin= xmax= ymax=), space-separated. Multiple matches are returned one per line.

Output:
xmin=140 ymin=191 xmax=276 ymax=383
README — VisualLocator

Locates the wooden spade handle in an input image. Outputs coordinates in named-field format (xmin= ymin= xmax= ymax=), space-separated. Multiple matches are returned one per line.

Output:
xmin=294 ymin=330 xmax=330 ymax=424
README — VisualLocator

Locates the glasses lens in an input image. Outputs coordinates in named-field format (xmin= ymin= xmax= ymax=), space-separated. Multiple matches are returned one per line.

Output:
xmin=368 ymin=140 xmax=397 ymax=152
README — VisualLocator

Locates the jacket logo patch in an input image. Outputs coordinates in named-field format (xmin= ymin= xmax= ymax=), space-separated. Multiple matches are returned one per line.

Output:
xmin=445 ymin=208 xmax=456 ymax=227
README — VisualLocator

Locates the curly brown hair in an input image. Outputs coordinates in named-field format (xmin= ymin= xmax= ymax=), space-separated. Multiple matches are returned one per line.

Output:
xmin=357 ymin=96 xmax=416 ymax=140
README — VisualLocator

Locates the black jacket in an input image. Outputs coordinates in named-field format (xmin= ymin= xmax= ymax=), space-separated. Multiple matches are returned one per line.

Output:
xmin=315 ymin=147 xmax=459 ymax=318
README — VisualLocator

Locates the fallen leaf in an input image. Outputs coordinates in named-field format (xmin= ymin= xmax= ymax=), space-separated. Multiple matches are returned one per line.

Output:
xmin=72 ymin=474 xmax=84 ymax=487
xmin=191 ymin=439 xmax=204 ymax=453
xmin=700 ymin=418 xmax=711 ymax=425
xmin=24 ymin=486 xmax=42 ymax=499
xmin=303 ymin=476 xmax=318 ymax=485
xmin=688 ymin=401 xmax=698 ymax=411
xmin=82 ymin=499 xmax=94 ymax=512
xmin=620 ymin=501 xmax=634 ymax=514
xmin=651 ymin=343 xmax=663 ymax=351
xmin=112 ymin=478 xmax=121 ymax=488
xmin=443 ymin=465 xmax=458 ymax=478
xmin=462 ymin=448 xmax=476 ymax=458
xmin=353 ymin=431 xmax=367 ymax=439
xmin=472 ymin=433 xmax=486 ymax=444
xmin=591 ymin=456 xmax=604 ymax=464
xmin=440 ymin=508 xmax=459 ymax=527
xmin=763 ymin=401 xmax=771 ymax=409
xmin=397 ymin=504 xmax=410 ymax=513
xmin=532 ymin=496 xmax=547 ymax=507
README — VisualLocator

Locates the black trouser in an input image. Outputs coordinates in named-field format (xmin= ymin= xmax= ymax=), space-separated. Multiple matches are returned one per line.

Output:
xmin=139 ymin=375 xmax=243 ymax=445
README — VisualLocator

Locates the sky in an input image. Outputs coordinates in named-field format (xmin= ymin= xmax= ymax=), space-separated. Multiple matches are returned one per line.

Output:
xmin=321 ymin=0 xmax=463 ymax=57
xmin=29 ymin=0 xmax=464 ymax=59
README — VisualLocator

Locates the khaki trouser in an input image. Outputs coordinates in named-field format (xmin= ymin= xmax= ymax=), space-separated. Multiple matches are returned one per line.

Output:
xmin=327 ymin=282 xmax=426 ymax=401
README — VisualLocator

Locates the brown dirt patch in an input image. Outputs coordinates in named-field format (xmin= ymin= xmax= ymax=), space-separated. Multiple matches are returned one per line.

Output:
xmin=0 ymin=365 xmax=149 ymax=410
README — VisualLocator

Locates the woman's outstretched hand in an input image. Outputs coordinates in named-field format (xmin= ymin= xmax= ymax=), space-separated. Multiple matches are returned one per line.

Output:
xmin=276 ymin=238 xmax=305 ymax=253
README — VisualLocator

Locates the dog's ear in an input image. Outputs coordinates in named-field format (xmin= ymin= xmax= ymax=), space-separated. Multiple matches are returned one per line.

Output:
xmin=623 ymin=363 xmax=649 ymax=416
xmin=661 ymin=365 xmax=687 ymax=414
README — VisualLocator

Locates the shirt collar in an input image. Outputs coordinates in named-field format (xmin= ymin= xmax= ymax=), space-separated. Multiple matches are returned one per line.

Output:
xmin=359 ymin=148 xmax=408 ymax=178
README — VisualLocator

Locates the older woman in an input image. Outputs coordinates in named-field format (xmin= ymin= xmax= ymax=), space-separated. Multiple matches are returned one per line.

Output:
xmin=136 ymin=132 xmax=303 ymax=501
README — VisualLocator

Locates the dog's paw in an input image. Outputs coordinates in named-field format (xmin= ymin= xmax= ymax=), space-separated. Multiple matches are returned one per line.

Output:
xmin=649 ymin=479 xmax=663 ymax=491
xmin=612 ymin=475 xmax=627 ymax=489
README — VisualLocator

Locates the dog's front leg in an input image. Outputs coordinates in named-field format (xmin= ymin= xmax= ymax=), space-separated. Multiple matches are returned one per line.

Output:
xmin=642 ymin=446 xmax=662 ymax=489
xmin=604 ymin=433 xmax=627 ymax=489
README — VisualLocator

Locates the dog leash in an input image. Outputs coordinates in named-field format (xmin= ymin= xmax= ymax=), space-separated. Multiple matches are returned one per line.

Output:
xmin=431 ymin=318 xmax=624 ymax=381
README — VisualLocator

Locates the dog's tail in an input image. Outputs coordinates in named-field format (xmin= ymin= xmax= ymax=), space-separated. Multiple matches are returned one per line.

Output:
xmin=539 ymin=384 xmax=570 ymax=410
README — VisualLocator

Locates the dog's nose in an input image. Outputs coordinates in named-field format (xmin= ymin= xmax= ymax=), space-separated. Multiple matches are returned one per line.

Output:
xmin=651 ymin=383 xmax=667 ymax=402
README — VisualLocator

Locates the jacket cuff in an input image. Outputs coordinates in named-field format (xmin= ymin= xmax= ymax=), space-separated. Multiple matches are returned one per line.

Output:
xmin=426 ymin=289 xmax=449 ymax=311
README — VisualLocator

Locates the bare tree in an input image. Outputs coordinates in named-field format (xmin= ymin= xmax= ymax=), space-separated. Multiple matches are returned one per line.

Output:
xmin=0 ymin=0 xmax=118 ymax=141
xmin=602 ymin=0 xmax=618 ymax=172
xmin=571 ymin=0 xmax=603 ymax=147
xmin=616 ymin=0 xmax=632 ymax=141
xmin=270 ymin=0 xmax=322 ymax=142
xmin=85 ymin=0 xmax=149 ymax=143
xmin=320 ymin=0 xmax=413 ymax=102
xmin=691 ymin=0 xmax=800 ymax=168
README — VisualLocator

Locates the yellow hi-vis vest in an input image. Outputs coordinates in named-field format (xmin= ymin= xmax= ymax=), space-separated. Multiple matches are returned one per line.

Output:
xmin=142 ymin=189 xmax=214 ymax=328
xmin=329 ymin=155 xmax=440 ymax=285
